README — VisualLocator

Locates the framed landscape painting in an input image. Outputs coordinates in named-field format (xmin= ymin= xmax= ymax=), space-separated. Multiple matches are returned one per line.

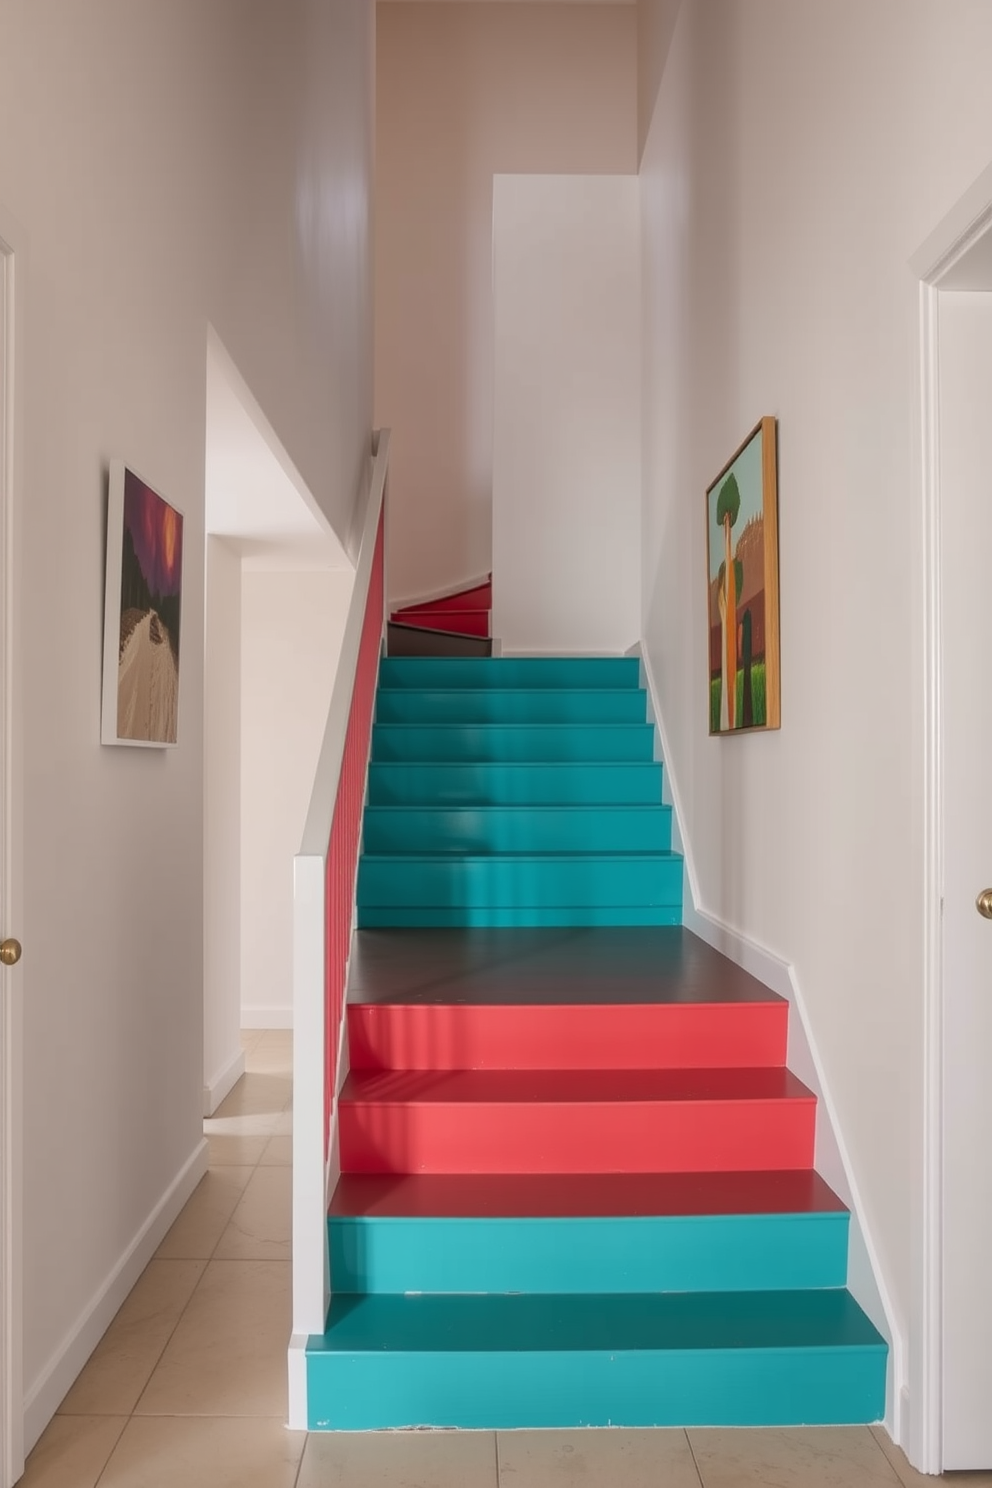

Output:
xmin=102 ymin=462 xmax=184 ymax=747
xmin=705 ymin=417 xmax=780 ymax=735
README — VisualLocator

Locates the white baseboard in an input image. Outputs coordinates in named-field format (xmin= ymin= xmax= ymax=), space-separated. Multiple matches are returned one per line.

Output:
xmin=635 ymin=641 xmax=903 ymax=1432
xmin=203 ymin=1046 xmax=246 ymax=1116
xmin=23 ymin=1137 xmax=209 ymax=1453
xmin=241 ymin=1007 xmax=293 ymax=1030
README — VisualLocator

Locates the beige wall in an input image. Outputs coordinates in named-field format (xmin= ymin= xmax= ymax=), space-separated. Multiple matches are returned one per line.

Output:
xmin=240 ymin=566 xmax=354 ymax=1029
xmin=376 ymin=1 xmax=637 ymax=606
xmin=0 ymin=0 xmax=375 ymax=1450
xmin=639 ymin=0 xmax=992 ymax=1450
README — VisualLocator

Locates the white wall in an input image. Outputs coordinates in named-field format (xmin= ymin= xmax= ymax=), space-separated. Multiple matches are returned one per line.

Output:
xmin=240 ymin=567 xmax=354 ymax=1028
xmin=492 ymin=175 xmax=641 ymax=654
xmin=0 ymin=0 xmax=375 ymax=1451
xmin=203 ymin=538 xmax=244 ymax=1114
xmin=639 ymin=0 xmax=992 ymax=1451
xmin=376 ymin=2 xmax=637 ymax=604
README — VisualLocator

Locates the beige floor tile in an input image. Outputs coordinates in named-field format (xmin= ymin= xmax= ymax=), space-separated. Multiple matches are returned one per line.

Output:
xmin=58 ymin=1259 xmax=206 ymax=1415
xmin=869 ymin=1425 xmax=992 ymax=1485
xmin=299 ymin=1429 xmax=499 ymax=1487
xmin=498 ymin=1428 xmax=701 ymax=1486
xmin=155 ymin=1168 xmax=253 ymax=1260
xmin=689 ymin=1426 xmax=901 ymax=1486
xmin=215 ymin=1072 xmax=292 ymax=1119
xmin=97 ymin=1415 xmax=306 ymax=1488
xmin=246 ymin=1034 xmax=293 ymax=1076
xmin=19 ymin=1414 xmax=127 ymax=1488
xmin=205 ymin=1130 xmax=269 ymax=1167
xmin=214 ymin=1165 xmax=291 ymax=1260
xmin=259 ymin=1134 xmax=293 ymax=1165
xmin=135 ymin=1259 xmax=291 ymax=1418
xmin=273 ymin=1106 xmax=293 ymax=1135
xmin=240 ymin=1029 xmax=264 ymax=1053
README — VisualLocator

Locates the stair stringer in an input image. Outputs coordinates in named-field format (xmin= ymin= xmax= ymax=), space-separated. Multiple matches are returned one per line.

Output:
xmin=633 ymin=640 xmax=901 ymax=1440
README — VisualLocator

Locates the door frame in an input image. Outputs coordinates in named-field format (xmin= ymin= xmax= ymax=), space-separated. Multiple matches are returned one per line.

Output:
xmin=911 ymin=162 xmax=992 ymax=1475
xmin=0 ymin=213 xmax=23 ymax=1486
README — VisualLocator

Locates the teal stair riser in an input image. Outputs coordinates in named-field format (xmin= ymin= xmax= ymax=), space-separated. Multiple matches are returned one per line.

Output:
xmin=375 ymin=689 xmax=648 ymax=725
xmin=367 ymin=762 xmax=665 ymax=807
xmin=361 ymin=805 xmax=673 ymax=855
xmin=356 ymin=854 xmax=683 ymax=909
xmin=379 ymin=657 xmax=643 ymax=690
xmin=328 ymin=1211 xmax=850 ymax=1295
xmin=356 ymin=905 xmax=684 ymax=928
xmin=371 ymin=724 xmax=655 ymax=764
xmin=306 ymin=1349 xmax=886 ymax=1431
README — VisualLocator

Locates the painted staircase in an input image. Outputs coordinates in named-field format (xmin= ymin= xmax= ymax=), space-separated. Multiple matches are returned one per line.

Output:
xmin=305 ymin=656 xmax=887 ymax=1429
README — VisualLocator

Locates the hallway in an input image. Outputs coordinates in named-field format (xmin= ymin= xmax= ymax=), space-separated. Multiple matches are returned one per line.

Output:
xmin=17 ymin=1032 xmax=975 ymax=1487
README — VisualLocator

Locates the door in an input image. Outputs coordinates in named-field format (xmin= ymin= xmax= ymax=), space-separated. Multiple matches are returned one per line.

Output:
xmin=937 ymin=286 xmax=992 ymax=1469
xmin=0 ymin=233 xmax=23 ymax=1487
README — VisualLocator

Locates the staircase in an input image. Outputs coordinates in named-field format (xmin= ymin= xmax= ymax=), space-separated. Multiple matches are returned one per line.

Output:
xmin=389 ymin=579 xmax=493 ymax=657
xmin=305 ymin=656 xmax=887 ymax=1430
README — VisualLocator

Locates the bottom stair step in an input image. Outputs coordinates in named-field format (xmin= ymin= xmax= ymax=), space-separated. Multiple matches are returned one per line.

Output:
xmin=305 ymin=1289 xmax=887 ymax=1430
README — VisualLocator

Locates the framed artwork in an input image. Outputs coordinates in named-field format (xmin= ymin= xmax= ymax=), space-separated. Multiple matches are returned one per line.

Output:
xmin=706 ymin=416 xmax=780 ymax=734
xmin=101 ymin=461 xmax=184 ymax=746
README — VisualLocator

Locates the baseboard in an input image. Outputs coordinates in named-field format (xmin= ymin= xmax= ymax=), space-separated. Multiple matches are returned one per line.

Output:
xmin=241 ymin=1007 xmax=293 ymax=1030
xmin=23 ymin=1137 xmax=209 ymax=1453
xmin=635 ymin=641 xmax=903 ymax=1429
xmin=288 ymin=1333 xmax=309 ymax=1430
xmin=203 ymin=1046 xmax=246 ymax=1116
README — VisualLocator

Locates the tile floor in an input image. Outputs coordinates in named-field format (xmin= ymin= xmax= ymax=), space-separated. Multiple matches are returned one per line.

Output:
xmin=20 ymin=1029 xmax=992 ymax=1487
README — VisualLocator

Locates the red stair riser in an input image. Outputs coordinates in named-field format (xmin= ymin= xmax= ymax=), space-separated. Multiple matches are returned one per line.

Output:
xmin=338 ymin=1097 xmax=816 ymax=1175
xmin=347 ymin=1003 xmax=788 ymax=1072
xmin=393 ymin=583 xmax=492 ymax=617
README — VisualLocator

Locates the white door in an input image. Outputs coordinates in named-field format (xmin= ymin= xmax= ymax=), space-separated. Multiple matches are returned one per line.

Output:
xmin=0 ymin=234 xmax=23 ymax=1488
xmin=937 ymin=286 xmax=992 ymax=1469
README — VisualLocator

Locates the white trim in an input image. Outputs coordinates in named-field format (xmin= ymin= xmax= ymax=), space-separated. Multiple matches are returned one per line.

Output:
xmin=239 ymin=1007 xmax=293 ymax=1031
xmin=913 ymin=277 xmax=943 ymax=1475
xmin=910 ymin=169 xmax=992 ymax=1474
xmin=23 ymin=1139 xmax=208 ymax=1453
xmin=287 ymin=1333 xmax=309 ymax=1430
xmin=389 ymin=571 xmax=491 ymax=614
xmin=636 ymin=642 xmax=902 ymax=1436
xmin=0 ymin=209 xmax=23 ymax=1488
xmin=202 ymin=1046 xmax=246 ymax=1116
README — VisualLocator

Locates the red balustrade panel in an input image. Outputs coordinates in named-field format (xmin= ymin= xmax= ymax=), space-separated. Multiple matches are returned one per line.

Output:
xmin=324 ymin=511 xmax=384 ymax=1152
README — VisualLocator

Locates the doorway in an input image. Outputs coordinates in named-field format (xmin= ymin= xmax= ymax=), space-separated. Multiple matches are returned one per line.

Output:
xmin=914 ymin=169 xmax=992 ymax=1472
xmin=0 ymin=227 xmax=24 ymax=1488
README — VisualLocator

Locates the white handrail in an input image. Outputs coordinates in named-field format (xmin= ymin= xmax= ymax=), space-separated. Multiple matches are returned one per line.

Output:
xmin=289 ymin=429 xmax=390 ymax=1429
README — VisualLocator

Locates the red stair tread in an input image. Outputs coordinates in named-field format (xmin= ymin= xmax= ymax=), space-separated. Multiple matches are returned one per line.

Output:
xmin=340 ymin=1065 xmax=813 ymax=1105
xmin=329 ymin=1168 xmax=847 ymax=1220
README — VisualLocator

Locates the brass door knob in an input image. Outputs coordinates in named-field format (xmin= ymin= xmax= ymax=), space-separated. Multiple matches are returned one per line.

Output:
xmin=977 ymin=891 xmax=992 ymax=920
xmin=0 ymin=938 xmax=21 ymax=966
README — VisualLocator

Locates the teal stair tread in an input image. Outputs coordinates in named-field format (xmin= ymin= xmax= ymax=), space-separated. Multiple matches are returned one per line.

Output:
xmin=362 ymin=804 xmax=672 ymax=854
xmin=340 ymin=1065 xmax=815 ymax=1106
xmin=357 ymin=906 xmax=684 ymax=927
xmin=348 ymin=926 xmax=784 ymax=1007
xmin=311 ymin=1289 xmax=885 ymax=1356
xmin=370 ymin=723 xmax=656 ymax=763
xmin=375 ymin=688 xmax=649 ymax=722
xmin=367 ymin=761 xmax=665 ymax=805
xmin=329 ymin=1169 xmax=847 ymax=1219
xmin=379 ymin=657 xmax=643 ymax=689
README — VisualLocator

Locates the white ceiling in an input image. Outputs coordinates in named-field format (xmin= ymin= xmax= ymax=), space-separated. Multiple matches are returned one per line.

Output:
xmin=205 ymin=334 xmax=351 ymax=570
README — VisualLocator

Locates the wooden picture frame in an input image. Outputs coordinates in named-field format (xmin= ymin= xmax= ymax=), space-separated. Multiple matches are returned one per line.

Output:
xmin=705 ymin=417 xmax=780 ymax=734
xmin=101 ymin=461 xmax=184 ymax=747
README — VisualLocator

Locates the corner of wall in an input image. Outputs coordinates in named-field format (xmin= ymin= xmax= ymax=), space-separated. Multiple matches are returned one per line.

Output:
xmin=632 ymin=639 xmax=904 ymax=1434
